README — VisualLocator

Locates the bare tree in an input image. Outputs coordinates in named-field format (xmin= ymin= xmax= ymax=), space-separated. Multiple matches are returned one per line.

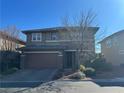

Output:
xmin=60 ymin=10 xmax=97 ymax=68
xmin=1 ymin=25 xmax=20 ymax=51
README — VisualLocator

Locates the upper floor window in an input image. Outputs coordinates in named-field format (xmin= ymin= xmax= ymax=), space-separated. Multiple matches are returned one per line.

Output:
xmin=51 ymin=32 xmax=58 ymax=40
xmin=106 ymin=39 xmax=112 ymax=48
xmin=113 ymin=36 xmax=118 ymax=46
xmin=32 ymin=33 xmax=42 ymax=41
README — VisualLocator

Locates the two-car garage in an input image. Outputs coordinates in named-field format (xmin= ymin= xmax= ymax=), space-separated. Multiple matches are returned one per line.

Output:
xmin=23 ymin=51 xmax=63 ymax=69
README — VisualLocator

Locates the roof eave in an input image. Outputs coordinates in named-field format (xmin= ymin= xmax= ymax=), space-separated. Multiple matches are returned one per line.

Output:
xmin=22 ymin=26 xmax=100 ymax=34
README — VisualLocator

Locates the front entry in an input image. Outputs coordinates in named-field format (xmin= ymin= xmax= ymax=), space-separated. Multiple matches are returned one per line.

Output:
xmin=64 ymin=51 xmax=75 ymax=69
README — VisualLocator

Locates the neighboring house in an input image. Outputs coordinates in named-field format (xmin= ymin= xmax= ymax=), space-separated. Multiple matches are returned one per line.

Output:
xmin=0 ymin=31 xmax=26 ymax=51
xmin=100 ymin=30 xmax=124 ymax=66
xmin=20 ymin=27 xmax=99 ymax=70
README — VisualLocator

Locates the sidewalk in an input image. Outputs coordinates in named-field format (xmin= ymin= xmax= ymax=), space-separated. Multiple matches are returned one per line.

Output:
xmin=1 ymin=79 xmax=124 ymax=93
xmin=26 ymin=80 xmax=124 ymax=93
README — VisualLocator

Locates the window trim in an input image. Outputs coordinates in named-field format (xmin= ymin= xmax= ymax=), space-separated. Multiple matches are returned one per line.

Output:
xmin=32 ymin=33 xmax=42 ymax=42
xmin=51 ymin=32 xmax=58 ymax=40
xmin=106 ymin=39 xmax=112 ymax=48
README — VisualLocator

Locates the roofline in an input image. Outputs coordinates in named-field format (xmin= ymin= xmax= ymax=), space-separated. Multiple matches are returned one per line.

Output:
xmin=99 ymin=29 xmax=124 ymax=43
xmin=22 ymin=26 xmax=99 ymax=34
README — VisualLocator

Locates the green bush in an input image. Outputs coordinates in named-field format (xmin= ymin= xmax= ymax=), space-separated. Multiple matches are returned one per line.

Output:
xmin=1 ymin=67 xmax=18 ymax=75
xmin=84 ymin=58 xmax=112 ymax=72
xmin=92 ymin=58 xmax=112 ymax=71
xmin=79 ymin=65 xmax=96 ymax=77
xmin=0 ymin=51 xmax=20 ymax=73
xmin=84 ymin=67 xmax=96 ymax=77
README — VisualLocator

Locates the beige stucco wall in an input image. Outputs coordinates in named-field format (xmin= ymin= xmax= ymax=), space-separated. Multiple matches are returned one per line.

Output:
xmin=101 ymin=31 xmax=124 ymax=65
xmin=26 ymin=29 xmax=96 ymax=52
xmin=0 ymin=37 xmax=25 ymax=51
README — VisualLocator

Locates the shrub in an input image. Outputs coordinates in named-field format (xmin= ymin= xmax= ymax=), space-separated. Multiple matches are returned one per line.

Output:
xmin=1 ymin=67 xmax=18 ymax=75
xmin=80 ymin=64 xmax=86 ymax=72
xmin=84 ymin=67 xmax=96 ymax=77
xmin=120 ymin=64 xmax=124 ymax=67
xmin=84 ymin=58 xmax=112 ymax=72
xmin=91 ymin=59 xmax=112 ymax=71
xmin=0 ymin=51 xmax=20 ymax=73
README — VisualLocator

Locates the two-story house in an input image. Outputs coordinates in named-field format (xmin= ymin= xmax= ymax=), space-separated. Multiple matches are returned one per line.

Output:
xmin=20 ymin=27 xmax=99 ymax=70
xmin=100 ymin=30 xmax=124 ymax=66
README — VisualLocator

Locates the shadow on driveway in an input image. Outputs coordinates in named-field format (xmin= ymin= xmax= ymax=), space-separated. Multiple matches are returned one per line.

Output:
xmin=0 ymin=69 xmax=58 ymax=88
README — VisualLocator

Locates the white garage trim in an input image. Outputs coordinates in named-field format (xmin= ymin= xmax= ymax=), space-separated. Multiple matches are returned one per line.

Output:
xmin=24 ymin=51 xmax=60 ymax=54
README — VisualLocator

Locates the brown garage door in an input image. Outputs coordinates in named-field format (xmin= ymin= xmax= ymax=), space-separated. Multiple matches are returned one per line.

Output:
xmin=25 ymin=53 xmax=59 ymax=69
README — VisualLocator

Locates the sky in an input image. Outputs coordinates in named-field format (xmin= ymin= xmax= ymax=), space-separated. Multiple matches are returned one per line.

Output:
xmin=0 ymin=0 xmax=124 ymax=43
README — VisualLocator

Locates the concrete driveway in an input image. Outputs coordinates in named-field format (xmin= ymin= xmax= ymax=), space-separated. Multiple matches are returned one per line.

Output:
xmin=0 ymin=69 xmax=58 ymax=88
